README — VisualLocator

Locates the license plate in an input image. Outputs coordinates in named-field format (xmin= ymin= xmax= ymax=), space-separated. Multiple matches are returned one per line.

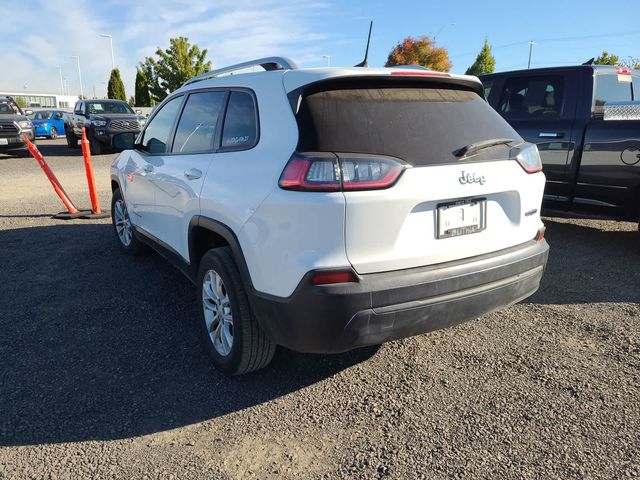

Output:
xmin=0 ymin=139 xmax=7 ymax=145
xmin=437 ymin=198 xmax=486 ymax=239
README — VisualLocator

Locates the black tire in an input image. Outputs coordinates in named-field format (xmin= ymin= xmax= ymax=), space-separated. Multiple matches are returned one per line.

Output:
xmin=49 ymin=127 xmax=57 ymax=140
xmin=90 ymin=137 xmax=102 ymax=155
xmin=197 ymin=247 xmax=275 ymax=375
xmin=66 ymin=129 xmax=78 ymax=149
xmin=111 ymin=188 xmax=145 ymax=255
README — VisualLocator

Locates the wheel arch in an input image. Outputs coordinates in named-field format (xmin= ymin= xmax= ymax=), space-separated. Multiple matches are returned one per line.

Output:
xmin=188 ymin=216 xmax=254 ymax=290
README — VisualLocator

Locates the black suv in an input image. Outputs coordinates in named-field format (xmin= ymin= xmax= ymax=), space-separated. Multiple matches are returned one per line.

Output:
xmin=0 ymin=97 xmax=35 ymax=157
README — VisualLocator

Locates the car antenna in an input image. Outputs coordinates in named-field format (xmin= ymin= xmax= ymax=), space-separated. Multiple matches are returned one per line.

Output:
xmin=354 ymin=21 xmax=373 ymax=67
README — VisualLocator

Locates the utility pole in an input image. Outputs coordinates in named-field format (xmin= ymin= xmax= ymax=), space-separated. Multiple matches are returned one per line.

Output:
xmin=527 ymin=41 xmax=536 ymax=69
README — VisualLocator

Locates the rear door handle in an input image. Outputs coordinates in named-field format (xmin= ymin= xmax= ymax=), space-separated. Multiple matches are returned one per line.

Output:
xmin=538 ymin=132 xmax=564 ymax=138
xmin=184 ymin=168 xmax=202 ymax=180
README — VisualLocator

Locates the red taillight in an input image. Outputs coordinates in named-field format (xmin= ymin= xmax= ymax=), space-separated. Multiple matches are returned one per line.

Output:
xmin=279 ymin=153 xmax=406 ymax=192
xmin=278 ymin=154 xmax=341 ymax=192
xmin=534 ymin=227 xmax=546 ymax=241
xmin=616 ymin=66 xmax=631 ymax=75
xmin=390 ymin=71 xmax=450 ymax=77
xmin=310 ymin=270 xmax=358 ymax=285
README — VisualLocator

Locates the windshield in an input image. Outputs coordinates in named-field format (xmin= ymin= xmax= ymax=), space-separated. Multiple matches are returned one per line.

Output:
xmin=28 ymin=111 xmax=53 ymax=120
xmin=0 ymin=101 xmax=20 ymax=115
xmin=296 ymin=85 xmax=521 ymax=166
xmin=87 ymin=102 xmax=134 ymax=115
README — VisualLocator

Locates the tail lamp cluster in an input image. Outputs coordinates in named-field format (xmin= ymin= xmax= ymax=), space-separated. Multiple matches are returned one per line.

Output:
xmin=279 ymin=153 xmax=406 ymax=192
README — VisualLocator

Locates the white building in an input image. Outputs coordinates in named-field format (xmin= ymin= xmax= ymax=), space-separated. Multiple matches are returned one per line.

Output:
xmin=0 ymin=91 xmax=79 ymax=110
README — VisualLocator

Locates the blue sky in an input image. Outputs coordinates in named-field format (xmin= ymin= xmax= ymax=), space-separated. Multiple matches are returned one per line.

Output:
xmin=1 ymin=0 xmax=639 ymax=97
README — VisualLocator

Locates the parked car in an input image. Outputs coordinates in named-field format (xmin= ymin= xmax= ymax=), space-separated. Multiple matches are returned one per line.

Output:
xmin=110 ymin=57 xmax=549 ymax=375
xmin=0 ymin=96 xmax=35 ymax=157
xmin=64 ymin=99 xmax=144 ymax=154
xmin=481 ymin=65 xmax=640 ymax=227
xmin=28 ymin=109 xmax=66 ymax=139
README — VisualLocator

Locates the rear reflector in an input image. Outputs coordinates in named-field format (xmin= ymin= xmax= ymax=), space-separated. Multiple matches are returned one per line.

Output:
xmin=534 ymin=227 xmax=546 ymax=241
xmin=390 ymin=71 xmax=450 ymax=77
xmin=279 ymin=153 xmax=406 ymax=192
xmin=310 ymin=270 xmax=358 ymax=285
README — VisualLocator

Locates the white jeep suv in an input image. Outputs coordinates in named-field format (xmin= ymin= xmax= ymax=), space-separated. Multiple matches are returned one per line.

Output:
xmin=110 ymin=57 xmax=549 ymax=375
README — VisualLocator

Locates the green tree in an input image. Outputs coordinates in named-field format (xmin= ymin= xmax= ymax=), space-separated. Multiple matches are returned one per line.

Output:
xmin=141 ymin=36 xmax=212 ymax=102
xmin=385 ymin=35 xmax=452 ymax=72
xmin=595 ymin=51 xmax=620 ymax=65
xmin=107 ymin=68 xmax=127 ymax=101
xmin=465 ymin=38 xmax=496 ymax=76
xmin=134 ymin=68 xmax=151 ymax=107
xmin=15 ymin=97 xmax=26 ymax=108
xmin=128 ymin=96 xmax=136 ymax=107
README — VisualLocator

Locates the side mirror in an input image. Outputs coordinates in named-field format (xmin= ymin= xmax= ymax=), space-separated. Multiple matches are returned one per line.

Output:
xmin=54 ymin=113 xmax=62 ymax=120
xmin=112 ymin=132 xmax=136 ymax=150
xmin=135 ymin=109 xmax=142 ymax=115
xmin=25 ymin=109 xmax=33 ymax=115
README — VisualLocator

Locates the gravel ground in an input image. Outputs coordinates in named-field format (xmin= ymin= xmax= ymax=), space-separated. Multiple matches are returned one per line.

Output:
xmin=1 ymin=139 xmax=639 ymax=480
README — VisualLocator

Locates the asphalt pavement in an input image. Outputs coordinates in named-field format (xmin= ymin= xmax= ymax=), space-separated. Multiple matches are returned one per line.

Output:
xmin=0 ymin=139 xmax=638 ymax=479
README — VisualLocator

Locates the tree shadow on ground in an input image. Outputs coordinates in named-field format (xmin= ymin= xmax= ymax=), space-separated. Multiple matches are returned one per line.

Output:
xmin=0 ymin=223 xmax=377 ymax=446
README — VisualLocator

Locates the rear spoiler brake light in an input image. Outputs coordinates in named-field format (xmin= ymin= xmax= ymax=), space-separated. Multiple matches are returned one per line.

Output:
xmin=390 ymin=71 xmax=450 ymax=77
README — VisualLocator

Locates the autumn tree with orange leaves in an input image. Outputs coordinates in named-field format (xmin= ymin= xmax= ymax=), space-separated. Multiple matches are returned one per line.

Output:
xmin=385 ymin=36 xmax=452 ymax=72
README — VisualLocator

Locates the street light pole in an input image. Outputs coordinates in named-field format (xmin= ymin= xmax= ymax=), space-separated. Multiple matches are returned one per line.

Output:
xmin=71 ymin=56 xmax=84 ymax=98
xmin=58 ymin=66 xmax=64 ymax=96
xmin=100 ymin=34 xmax=115 ymax=70
xmin=527 ymin=41 xmax=536 ymax=69
xmin=322 ymin=55 xmax=331 ymax=67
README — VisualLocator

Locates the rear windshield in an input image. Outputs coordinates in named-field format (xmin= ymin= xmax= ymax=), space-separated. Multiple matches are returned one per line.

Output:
xmin=296 ymin=86 xmax=521 ymax=165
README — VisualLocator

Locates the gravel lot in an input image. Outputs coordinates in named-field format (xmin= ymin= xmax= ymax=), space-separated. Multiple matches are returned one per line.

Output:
xmin=1 ymin=138 xmax=639 ymax=479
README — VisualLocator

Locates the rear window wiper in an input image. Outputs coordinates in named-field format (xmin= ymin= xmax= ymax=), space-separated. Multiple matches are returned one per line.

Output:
xmin=454 ymin=138 xmax=514 ymax=158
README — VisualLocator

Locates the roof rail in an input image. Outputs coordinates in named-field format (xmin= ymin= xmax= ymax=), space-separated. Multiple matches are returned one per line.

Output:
xmin=183 ymin=56 xmax=298 ymax=86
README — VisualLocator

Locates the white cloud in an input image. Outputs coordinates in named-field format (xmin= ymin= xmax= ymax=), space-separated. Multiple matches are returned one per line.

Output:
xmin=1 ymin=0 xmax=340 ymax=99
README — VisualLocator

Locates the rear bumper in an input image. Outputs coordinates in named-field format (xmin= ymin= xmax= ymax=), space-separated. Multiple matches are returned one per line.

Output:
xmin=252 ymin=239 xmax=549 ymax=353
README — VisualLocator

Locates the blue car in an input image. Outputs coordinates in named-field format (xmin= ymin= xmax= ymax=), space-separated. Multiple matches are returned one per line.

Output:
xmin=28 ymin=110 xmax=66 ymax=139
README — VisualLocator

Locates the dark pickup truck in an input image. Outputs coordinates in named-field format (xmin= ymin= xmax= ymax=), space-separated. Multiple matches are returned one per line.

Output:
xmin=64 ymin=99 xmax=144 ymax=154
xmin=0 ymin=96 xmax=35 ymax=156
xmin=481 ymin=65 xmax=640 ymax=227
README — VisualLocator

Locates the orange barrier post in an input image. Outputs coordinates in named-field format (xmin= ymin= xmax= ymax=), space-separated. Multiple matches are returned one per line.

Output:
xmin=22 ymin=133 xmax=79 ymax=215
xmin=81 ymin=128 xmax=101 ymax=214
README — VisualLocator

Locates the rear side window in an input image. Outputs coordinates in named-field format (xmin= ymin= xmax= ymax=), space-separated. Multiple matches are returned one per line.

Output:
xmin=172 ymin=91 xmax=226 ymax=153
xmin=594 ymin=74 xmax=633 ymax=110
xmin=296 ymin=86 xmax=521 ymax=166
xmin=221 ymin=91 xmax=258 ymax=150
xmin=141 ymin=95 xmax=183 ymax=154
xmin=497 ymin=76 xmax=564 ymax=119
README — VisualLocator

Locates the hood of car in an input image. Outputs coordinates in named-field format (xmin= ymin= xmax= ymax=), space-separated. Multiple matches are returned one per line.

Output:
xmin=89 ymin=113 xmax=139 ymax=120
xmin=0 ymin=114 xmax=28 ymax=123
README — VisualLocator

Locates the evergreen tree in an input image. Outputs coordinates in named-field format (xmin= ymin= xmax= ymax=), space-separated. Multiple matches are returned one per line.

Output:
xmin=107 ymin=68 xmax=126 ymax=101
xmin=465 ymin=38 xmax=496 ymax=76
xmin=134 ymin=68 xmax=151 ymax=107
